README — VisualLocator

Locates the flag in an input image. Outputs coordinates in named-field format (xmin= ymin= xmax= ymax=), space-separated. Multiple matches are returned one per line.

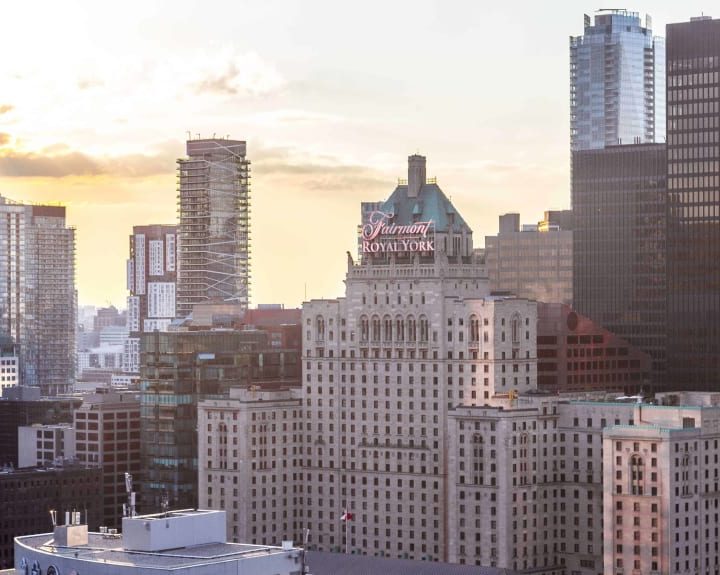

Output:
xmin=341 ymin=509 xmax=354 ymax=521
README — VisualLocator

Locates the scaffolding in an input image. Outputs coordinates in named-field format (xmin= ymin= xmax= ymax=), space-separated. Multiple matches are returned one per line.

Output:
xmin=176 ymin=139 xmax=251 ymax=318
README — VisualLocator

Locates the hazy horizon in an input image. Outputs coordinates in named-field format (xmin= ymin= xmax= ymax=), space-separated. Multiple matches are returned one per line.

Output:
xmin=1 ymin=0 xmax=712 ymax=308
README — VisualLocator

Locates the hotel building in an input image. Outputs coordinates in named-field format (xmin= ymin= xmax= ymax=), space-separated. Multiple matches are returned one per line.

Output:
xmin=299 ymin=155 xmax=537 ymax=562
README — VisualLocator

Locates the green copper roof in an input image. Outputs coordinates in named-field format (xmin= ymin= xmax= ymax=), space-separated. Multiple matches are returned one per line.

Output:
xmin=380 ymin=183 xmax=471 ymax=234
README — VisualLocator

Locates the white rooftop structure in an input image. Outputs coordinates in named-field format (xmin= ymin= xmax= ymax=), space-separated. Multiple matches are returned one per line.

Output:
xmin=14 ymin=509 xmax=303 ymax=575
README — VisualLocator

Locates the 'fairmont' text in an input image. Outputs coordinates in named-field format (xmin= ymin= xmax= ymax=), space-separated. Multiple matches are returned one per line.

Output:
xmin=360 ymin=211 xmax=435 ymax=254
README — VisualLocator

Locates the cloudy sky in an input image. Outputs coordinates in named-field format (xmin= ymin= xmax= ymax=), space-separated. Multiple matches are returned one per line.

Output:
xmin=0 ymin=0 xmax=711 ymax=307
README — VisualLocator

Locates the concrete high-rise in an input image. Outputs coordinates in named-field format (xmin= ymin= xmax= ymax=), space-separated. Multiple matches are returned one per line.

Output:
xmin=665 ymin=16 xmax=720 ymax=389
xmin=0 ymin=196 xmax=76 ymax=395
xmin=125 ymin=224 xmax=177 ymax=373
xmin=176 ymin=139 xmax=250 ymax=318
xmin=485 ymin=211 xmax=573 ymax=305
xmin=571 ymin=144 xmax=667 ymax=385
xmin=570 ymin=10 xmax=665 ymax=151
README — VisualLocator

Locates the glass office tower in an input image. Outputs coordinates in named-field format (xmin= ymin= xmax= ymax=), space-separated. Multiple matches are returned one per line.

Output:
xmin=570 ymin=10 xmax=665 ymax=151
xmin=666 ymin=16 xmax=720 ymax=389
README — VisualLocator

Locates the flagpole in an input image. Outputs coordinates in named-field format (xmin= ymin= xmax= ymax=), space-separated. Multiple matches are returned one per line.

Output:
xmin=345 ymin=503 xmax=349 ymax=554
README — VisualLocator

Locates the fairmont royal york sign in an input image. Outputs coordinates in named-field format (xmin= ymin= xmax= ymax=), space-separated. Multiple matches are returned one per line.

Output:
xmin=360 ymin=211 xmax=435 ymax=253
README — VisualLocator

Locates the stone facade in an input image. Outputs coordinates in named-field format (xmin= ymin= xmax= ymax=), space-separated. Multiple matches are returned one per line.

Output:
xmin=198 ymin=388 xmax=302 ymax=544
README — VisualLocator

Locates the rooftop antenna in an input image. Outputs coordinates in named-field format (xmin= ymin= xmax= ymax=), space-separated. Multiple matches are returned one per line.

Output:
xmin=124 ymin=472 xmax=136 ymax=518
xmin=186 ymin=131 xmax=191 ymax=141
xmin=161 ymin=490 xmax=169 ymax=518
xmin=300 ymin=528 xmax=311 ymax=574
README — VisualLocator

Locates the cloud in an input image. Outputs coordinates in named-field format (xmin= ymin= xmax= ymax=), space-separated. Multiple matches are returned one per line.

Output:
xmin=253 ymin=147 xmax=388 ymax=195
xmin=0 ymin=143 xmax=177 ymax=178
xmin=194 ymin=52 xmax=285 ymax=97
xmin=0 ymin=105 xmax=13 ymax=115
xmin=0 ymin=150 xmax=100 ymax=177
xmin=0 ymin=136 xmax=386 ymax=198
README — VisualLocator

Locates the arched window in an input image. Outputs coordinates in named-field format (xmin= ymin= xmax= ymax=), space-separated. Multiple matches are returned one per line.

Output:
xmin=419 ymin=316 xmax=429 ymax=342
xmin=316 ymin=316 xmax=325 ymax=341
xmin=470 ymin=315 xmax=480 ymax=343
xmin=395 ymin=316 xmax=405 ymax=342
xmin=359 ymin=315 xmax=369 ymax=343
xmin=407 ymin=315 xmax=417 ymax=342
xmin=371 ymin=315 xmax=381 ymax=342
xmin=383 ymin=315 xmax=392 ymax=342
xmin=511 ymin=313 xmax=521 ymax=344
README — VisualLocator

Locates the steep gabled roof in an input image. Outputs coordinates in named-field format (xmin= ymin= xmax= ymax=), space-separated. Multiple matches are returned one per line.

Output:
xmin=380 ymin=183 xmax=471 ymax=234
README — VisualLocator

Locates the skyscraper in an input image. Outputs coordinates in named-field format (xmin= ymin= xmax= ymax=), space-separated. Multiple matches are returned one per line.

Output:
xmin=570 ymin=10 xmax=665 ymax=151
xmin=176 ymin=139 xmax=250 ymax=318
xmin=572 ymin=143 xmax=667 ymax=384
xmin=665 ymin=16 xmax=720 ymax=389
xmin=0 ymin=196 xmax=76 ymax=395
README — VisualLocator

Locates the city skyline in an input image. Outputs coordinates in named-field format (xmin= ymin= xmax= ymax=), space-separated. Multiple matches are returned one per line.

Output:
xmin=0 ymin=1 xmax=713 ymax=308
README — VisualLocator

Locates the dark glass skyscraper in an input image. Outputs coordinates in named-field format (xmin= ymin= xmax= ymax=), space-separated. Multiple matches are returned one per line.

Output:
xmin=572 ymin=144 xmax=667 ymax=384
xmin=666 ymin=17 xmax=720 ymax=389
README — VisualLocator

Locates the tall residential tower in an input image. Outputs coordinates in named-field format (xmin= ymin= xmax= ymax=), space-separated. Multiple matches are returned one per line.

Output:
xmin=0 ymin=197 xmax=76 ymax=395
xmin=570 ymin=10 xmax=665 ymax=151
xmin=176 ymin=138 xmax=250 ymax=318
xmin=125 ymin=224 xmax=177 ymax=373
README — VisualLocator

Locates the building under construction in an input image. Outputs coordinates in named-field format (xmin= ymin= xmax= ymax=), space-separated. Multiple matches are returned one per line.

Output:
xmin=176 ymin=138 xmax=250 ymax=318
